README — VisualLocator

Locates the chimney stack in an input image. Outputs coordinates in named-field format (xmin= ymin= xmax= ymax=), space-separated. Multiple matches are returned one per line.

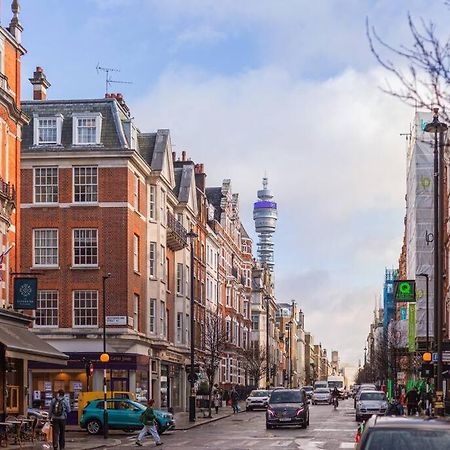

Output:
xmin=29 ymin=67 xmax=51 ymax=101
xmin=181 ymin=150 xmax=186 ymax=161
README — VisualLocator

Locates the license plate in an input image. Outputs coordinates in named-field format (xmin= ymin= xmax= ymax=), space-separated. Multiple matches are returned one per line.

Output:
xmin=279 ymin=418 xmax=291 ymax=422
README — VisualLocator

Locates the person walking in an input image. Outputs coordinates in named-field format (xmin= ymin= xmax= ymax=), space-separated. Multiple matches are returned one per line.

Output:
xmin=406 ymin=386 xmax=419 ymax=416
xmin=136 ymin=399 xmax=163 ymax=447
xmin=230 ymin=386 xmax=239 ymax=414
xmin=214 ymin=392 xmax=220 ymax=414
xmin=49 ymin=389 xmax=71 ymax=450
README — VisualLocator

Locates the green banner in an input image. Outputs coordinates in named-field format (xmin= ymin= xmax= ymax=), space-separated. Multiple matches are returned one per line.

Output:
xmin=408 ymin=303 xmax=416 ymax=352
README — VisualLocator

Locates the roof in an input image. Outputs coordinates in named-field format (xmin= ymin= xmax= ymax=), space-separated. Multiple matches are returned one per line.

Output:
xmin=21 ymin=98 xmax=129 ymax=151
xmin=205 ymin=187 xmax=222 ymax=221
xmin=173 ymin=161 xmax=195 ymax=203
xmin=240 ymin=224 xmax=250 ymax=239
xmin=368 ymin=416 xmax=450 ymax=429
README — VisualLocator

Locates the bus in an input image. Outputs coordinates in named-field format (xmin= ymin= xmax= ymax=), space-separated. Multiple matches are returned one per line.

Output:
xmin=314 ymin=380 xmax=328 ymax=390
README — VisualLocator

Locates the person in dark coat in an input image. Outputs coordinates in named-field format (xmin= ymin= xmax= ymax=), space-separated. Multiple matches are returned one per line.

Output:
xmin=230 ymin=386 xmax=239 ymax=414
xmin=406 ymin=387 xmax=419 ymax=416
xmin=49 ymin=389 xmax=71 ymax=450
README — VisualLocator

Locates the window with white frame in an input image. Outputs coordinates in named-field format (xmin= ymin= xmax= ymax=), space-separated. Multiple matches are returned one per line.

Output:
xmin=133 ymin=234 xmax=139 ymax=272
xmin=149 ymin=298 xmax=156 ymax=333
xmin=33 ymin=115 xmax=63 ymax=146
xmin=252 ymin=314 xmax=259 ymax=330
xmin=149 ymin=185 xmax=156 ymax=220
xmin=33 ymin=229 xmax=58 ymax=267
xmin=176 ymin=312 xmax=183 ymax=343
xmin=186 ymin=265 xmax=190 ymax=297
xmin=185 ymin=313 xmax=190 ymax=344
xmin=226 ymin=287 xmax=231 ymax=306
xmin=73 ymin=114 xmax=102 ymax=145
xmin=73 ymin=166 xmax=98 ymax=203
xmin=226 ymin=320 xmax=231 ymax=341
xmin=73 ymin=290 xmax=98 ymax=327
xmin=35 ymin=290 xmax=58 ymax=327
xmin=73 ymin=229 xmax=98 ymax=266
xmin=160 ymin=301 xmax=167 ymax=338
xmin=134 ymin=174 xmax=140 ymax=211
xmin=176 ymin=213 xmax=183 ymax=226
xmin=243 ymin=329 xmax=248 ymax=349
xmin=149 ymin=242 xmax=156 ymax=278
xmin=133 ymin=294 xmax=139 ymax=331
xmin=176 ymin=263 xmax=184 ymax=295
xmin=160 ymin=189 xmax=166 ymax=225
xmin=160 ymin=245 xmax=165 ymax=280
xmin=34 ymin=167 xmax=58 ymax=204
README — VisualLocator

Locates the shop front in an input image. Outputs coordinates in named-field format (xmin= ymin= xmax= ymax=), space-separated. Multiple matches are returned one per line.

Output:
xmin=0 ymin=309 xmax=68 ymax=420
xmin=30 ymin=352 xmax=150 ymax=424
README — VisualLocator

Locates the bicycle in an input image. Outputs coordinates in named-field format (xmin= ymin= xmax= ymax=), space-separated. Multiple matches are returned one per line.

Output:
xmin=332 ymin=396 xmax=339 ymax=409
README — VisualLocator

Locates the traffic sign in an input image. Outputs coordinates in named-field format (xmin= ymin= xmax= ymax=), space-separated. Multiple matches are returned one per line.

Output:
xmin=432 ymin=353 xmax=438 ymax=363
xmin=394 ymin=280 xmax=416 ymax=302
xmin=443 ymin=351 xmax=450 ymax=362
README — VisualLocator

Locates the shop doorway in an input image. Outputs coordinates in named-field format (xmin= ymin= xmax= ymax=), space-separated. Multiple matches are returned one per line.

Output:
xmin=110 ymin=370 xmax=129 ymax=392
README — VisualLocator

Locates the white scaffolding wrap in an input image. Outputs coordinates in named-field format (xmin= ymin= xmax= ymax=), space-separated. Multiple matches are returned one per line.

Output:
xmin=406 ymin=112 xmax=434 ymax=339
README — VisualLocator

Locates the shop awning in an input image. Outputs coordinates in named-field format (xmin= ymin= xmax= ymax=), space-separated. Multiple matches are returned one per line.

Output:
xmin=0 ymin=321 xmax=68 ymax=365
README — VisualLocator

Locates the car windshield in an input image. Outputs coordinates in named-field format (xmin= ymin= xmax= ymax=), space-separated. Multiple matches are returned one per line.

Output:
xmin=360 ymin=392 xmax=386 ymax=401
xmin=270 ymin=391 xmax=302 ymax=404
xmin=365 ymin=429 xmax=450 ymax=449
xmin=303 ymin=386 xmax=313 ymax=391
xmin=250 ymin=391 xmax=269 ymax=397
xmin=315 ymin=388 xmax=330 ymax=393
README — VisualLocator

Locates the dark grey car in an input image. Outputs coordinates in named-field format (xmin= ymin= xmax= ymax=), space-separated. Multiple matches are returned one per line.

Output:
xmin=266 ymin=389 xmax=309 ymax=429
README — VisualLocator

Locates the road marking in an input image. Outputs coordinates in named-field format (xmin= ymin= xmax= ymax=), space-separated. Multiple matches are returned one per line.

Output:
xmin=294 ymin=440 xmax=325 ymax=449
xmin=313 ymin=428 xmax=355 ymax=432
xmin=340 ymin=444 xmax=355 ymax=449
xmin=270 ymin=441 xmax=292 ymax=447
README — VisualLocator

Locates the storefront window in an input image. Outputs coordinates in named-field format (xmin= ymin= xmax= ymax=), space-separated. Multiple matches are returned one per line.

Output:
xmin=136 ymin=370 xmax=149 ymax=403
xmin=161 ymin=365 xmax=168 ymax=408
xmin=6 ymin=359 xmax=22 ymax=413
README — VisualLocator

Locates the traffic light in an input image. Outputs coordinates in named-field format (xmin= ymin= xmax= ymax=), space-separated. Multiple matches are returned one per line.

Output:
xmin=422 ymin=352 xmax=432 ymax=362
xmin=85 ymin=361 xmax=94 ymax=378
xmin=420 ymin=363 xmax=434 ymax=378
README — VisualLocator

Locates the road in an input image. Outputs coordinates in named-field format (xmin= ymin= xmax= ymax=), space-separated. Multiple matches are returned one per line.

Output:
xmin=120 ymin=399 xmax=358 ymax=449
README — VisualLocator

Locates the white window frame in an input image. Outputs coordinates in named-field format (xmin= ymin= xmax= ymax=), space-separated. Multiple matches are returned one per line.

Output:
xmin=176 ymin=263 xmax=184 ymax=295
xmin=149 ymin=242 xmax=157 ymax=278
xmin=160 ymin=300 xmax=167 ymax=338
xmin=133 ymin=293 xmax=139 ymax=331
xmin=134 ymin=174 xmax=140 ymax=211
xmin=35 ymin=290 xmax=58 ymax=328
xmin=133 ymin=234 xmax=140 ymax=273
xmin=73 ymin=290 xmax=98 ymax=327
xmin=160 ymin=245 xmax=165 ymax=280
xmin=160 ymin=189 xmax=166 ymax=225
xmin=149 ymin=298 xmax=156 ymax=333
xmin=176 ymin=312 xmax=183 ymax=343
xmin=73 ymin=228 xmax=98 ymax=267
xmin=33 ymin=167 xmax=58 ymax=204
xmin=33 ymin=229 xmax=58 ymax=267
xmin=33 ymin=114 xmax=63 ymax=146
xmin=72 ymin=113 xmax=102 ymax=145
xmin=149 ymin=185 xmax=156 ymax=220
xmin=73 ymin=166 xmax=98 ymax=203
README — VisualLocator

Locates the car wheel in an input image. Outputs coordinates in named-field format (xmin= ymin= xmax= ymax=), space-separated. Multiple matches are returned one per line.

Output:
xmin=246 ymin=407 xmax=251 ymax=411
xmin=86 ymin=419 xmax=102 ymax=435
xmin=266 ymin=424 xmax=272 ymax=429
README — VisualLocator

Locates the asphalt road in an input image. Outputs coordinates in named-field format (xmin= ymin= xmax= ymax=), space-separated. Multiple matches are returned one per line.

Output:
xmin=120 ymin=399 xmax=358 ymax=449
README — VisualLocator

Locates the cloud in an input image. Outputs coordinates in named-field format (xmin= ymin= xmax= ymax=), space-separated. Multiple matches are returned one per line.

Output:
xmin=175 ymin=25 xmax=227 ymax=47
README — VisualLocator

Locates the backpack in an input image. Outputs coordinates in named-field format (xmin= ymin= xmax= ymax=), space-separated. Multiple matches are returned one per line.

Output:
xmin=53 ymin=398 xmax=64 ymax=416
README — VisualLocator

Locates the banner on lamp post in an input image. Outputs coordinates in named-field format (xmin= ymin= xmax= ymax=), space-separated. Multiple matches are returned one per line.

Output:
xmin=408 ymin=303 xmax=416 ymax=352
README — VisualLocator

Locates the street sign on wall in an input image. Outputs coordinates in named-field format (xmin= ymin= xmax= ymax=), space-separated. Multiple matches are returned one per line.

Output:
xmin=105 ymin=316 xmax=127 ymax=326
xmin=13 ymin=277 xmax=38 ymax=309
xmin=394 ymin=280 xmax=416 ymax=302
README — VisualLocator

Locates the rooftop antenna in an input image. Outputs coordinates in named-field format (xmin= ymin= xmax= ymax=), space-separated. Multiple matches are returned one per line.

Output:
xmin=96 ymin=64 xmax=132 ymax=95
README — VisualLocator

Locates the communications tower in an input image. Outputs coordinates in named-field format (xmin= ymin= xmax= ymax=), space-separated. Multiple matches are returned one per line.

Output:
xmin=253 ymin=177 xmax=277 ymax=271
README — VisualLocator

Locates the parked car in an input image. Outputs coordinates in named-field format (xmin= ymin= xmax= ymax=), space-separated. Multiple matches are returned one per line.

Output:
xmin=355 ymin=390 xmax=388 ymax=422
xmin=312 ymin=388 xmax=331 ymax=405
xmin=80 ymin=398 xmax=175 ymax=435
xmin=354 ymin=384 xmax=377 ymax=408
xmin=266 ymin=389 xmax=309 ymax=429
xmin=303 ymin=386 xmax=314 ymax=400
xmin=356 ymin=416 xmax=450 ymax=449
xmin=245 ymin=390 xmax=270 ymax=410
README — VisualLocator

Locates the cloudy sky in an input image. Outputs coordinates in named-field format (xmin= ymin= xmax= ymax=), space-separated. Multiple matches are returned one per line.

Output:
xmin=16 ymin=0 xmax=449 ymax=368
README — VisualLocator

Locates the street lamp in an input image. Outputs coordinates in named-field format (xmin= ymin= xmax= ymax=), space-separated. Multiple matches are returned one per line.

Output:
xmin=417 ymin=273 xmax=430 ymax=351
xmin=364 ymin=346 xmax=367 ymax=368
xmin=424 ymin=108 xmax=448 ymax=415
xmin=101 ymin=272 xmax=111 ymax=439
xmin=186 ymin=229 xmax=198 ymax=422
xmin=264 ymin=295 xmax=271 ymax=389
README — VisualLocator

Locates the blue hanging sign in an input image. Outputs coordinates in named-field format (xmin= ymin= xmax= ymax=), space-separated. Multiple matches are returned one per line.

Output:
xmin=14 ymin=277 xmax=38 ymax=310
xmin=400 ymin=307 xmax=407 ymax=321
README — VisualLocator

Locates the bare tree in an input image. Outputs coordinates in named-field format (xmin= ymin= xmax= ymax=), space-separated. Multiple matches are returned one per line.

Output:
xmin=196 ymin=310 xmax=228 ymax=418
xmin=239 ymin=344 xmax=268 ymax=389
xmin=367 ymin=5 xmax=450 ymax=122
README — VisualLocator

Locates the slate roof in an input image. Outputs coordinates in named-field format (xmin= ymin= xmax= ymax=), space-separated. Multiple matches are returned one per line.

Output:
xmin=173 ymin=161 xmax=195 ymax=203
xmin=205 ymin=187 xmax=222 ymax=222
xmin=240 ymin=224 xmax=250 ymax=239
xmin=21 ymin=98 xmax=129 ymax=152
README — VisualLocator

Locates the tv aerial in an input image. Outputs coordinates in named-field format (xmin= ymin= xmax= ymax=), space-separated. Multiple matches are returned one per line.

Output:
xmin=96 ymin=64 xmax=132 ymax=95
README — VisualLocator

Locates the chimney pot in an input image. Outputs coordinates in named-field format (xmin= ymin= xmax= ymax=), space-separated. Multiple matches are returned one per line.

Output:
xmin=181 ymin=150 xmax=186 ymax=161
xmin=172 ymin=151 xmax=176 ymax=161
xmin=29 ymin=66 xmax=51 ymax=101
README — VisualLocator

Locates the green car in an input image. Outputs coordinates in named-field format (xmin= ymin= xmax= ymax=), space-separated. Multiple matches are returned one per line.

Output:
xmin=80 ymin=398 xmax=175 ymax=435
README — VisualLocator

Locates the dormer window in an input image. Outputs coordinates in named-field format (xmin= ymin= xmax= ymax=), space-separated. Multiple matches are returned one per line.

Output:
xmin=33 ymin=114 xmax=63 ymax=146
xmin=72 ymin=113 xmax=102 ymax=145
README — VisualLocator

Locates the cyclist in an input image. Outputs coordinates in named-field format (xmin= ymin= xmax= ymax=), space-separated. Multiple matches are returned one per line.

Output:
xmin=331 ymin=386 xmax=339 ymax=408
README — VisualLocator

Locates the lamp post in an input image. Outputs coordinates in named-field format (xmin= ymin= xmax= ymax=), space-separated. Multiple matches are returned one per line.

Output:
xmin=186 ymin=229 xmax=198 ymax=422
xmin=424 ymin=108 xmax=448 ymax=415
xmin=264 ymin=295 xmax=271 ymax=389
xmin=417 ymin=273 xmax=430 ymax=351
xmin=101 ymin=273 xmax=111 ymax=439
xmin=364 ymin=346 xmax=367 ymax=368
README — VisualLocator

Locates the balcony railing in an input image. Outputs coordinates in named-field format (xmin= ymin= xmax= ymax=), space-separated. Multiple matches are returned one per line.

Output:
xmin=167 ymin=211 xmax=188 ymax=251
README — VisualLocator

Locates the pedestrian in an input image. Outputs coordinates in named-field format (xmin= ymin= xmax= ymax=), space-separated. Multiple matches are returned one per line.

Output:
xmin=214 ymin=392 xmax=220 ymax=414
xmin=49 ymin=389 xmax=71 ymax=450
xmin=223 ymin=389 xmax=230 ymax=405
xmin=136 ymin=399 xmax=163 ymax=447
xmin=406 ymin=386 xmax=419 ymax=416
xmin=230 ymin=386 xmax=239 ymax=414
